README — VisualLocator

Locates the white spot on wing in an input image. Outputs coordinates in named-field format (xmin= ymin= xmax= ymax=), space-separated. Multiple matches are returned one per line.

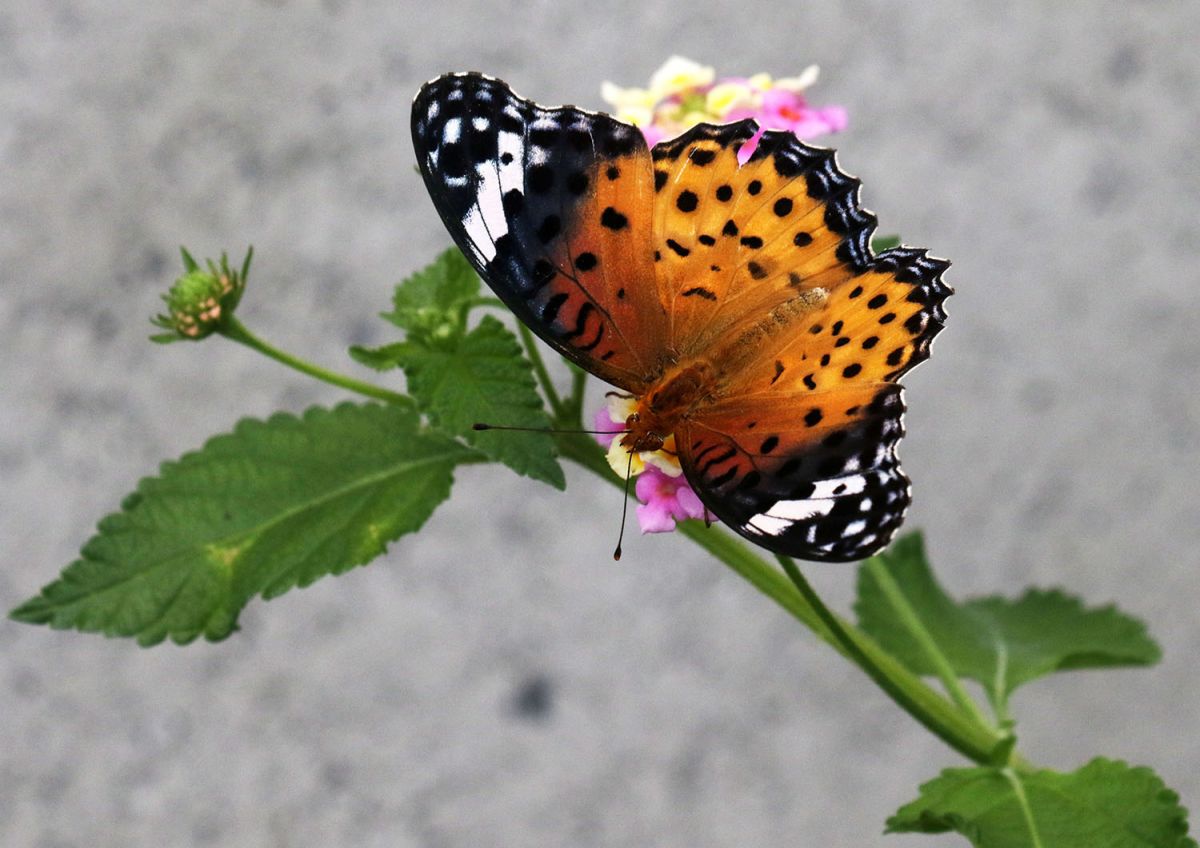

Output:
xmin=746 ymin=514 xmax=792 ymax=537
xmin=497 ymin=131 xmax=524 ymax=196
xmin=746 ymin=472 xmax=869 ymax=537
xmin=763 ymin=498 xmax=836 ymax=522
xmin=844 ymin=519 xmax=867 ymax=537
xmin=474 ymin=162 xmax=508 ymax=238
xmin=462 ymin=207 xmax=496 ymax=261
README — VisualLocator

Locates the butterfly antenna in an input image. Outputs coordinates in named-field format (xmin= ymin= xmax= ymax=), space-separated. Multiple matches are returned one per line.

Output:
xmin=613 ymin=449 xmax=635 ymax=561
xmin=473 ymin=423 xmax=622 ymax=436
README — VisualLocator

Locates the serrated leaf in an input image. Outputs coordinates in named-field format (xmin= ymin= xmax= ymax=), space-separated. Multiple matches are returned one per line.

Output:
xmin=854 ymin=534 xmax=1160 ymax=703
xmin=11 ymin=403 xmax=476 ymax=645
xmin=382 ymin=247 xmax=481 ymax=344
xmin=349 ymin=341 xmax=410 ymax=371
xmin=391 ymin=315 xmax=564 ymax=489
xmin=888 ymin=758 xmax=1195 ymax=847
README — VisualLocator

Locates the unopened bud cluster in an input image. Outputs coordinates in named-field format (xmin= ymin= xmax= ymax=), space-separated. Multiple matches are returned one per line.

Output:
xmin=151 ymin=247 xmax=252 ymax=342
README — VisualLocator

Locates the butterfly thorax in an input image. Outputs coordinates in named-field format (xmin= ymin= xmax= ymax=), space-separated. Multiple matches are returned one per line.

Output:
xmin=621 ymin=361 xmax=717 ymax=452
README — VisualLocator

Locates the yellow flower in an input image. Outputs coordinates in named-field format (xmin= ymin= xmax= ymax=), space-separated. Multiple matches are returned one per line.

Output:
xmin=747 ymin=72 xmax=773 ymax=90
xmin=600 ymin=81 xmax=659 ymax=126
xmin=677 ymin=109 xmax=714 ymax=130
xmin=648 ymin=55 xmax=715 ymax=100
xmin=705 ymin=81 xmax=760 ymax=118
xmin=602 ymin=395 xmax=684 ymax=479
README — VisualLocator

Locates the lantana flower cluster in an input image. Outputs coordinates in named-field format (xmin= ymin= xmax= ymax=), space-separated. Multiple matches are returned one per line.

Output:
xmin=601 ymin=55 xmax=847 ymax=156
xmin=594 ymin=57 xmax=847 ymax=535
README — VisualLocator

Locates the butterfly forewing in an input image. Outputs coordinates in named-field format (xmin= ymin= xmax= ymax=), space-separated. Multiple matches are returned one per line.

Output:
xmin=649 ymin=126 xmax=878 ymax=360
xmin=412 ymin=73 xmax=668 ymax=392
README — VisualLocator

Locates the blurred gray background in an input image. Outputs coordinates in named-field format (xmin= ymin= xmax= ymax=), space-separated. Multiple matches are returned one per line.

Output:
xmin=3 ymin=1 xmax=1198 ymax=845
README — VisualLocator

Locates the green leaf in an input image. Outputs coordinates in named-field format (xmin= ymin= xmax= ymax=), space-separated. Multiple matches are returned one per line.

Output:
xmin=854 ymin=534 xmax=1161 ymax=704
xmin=888 ymin=759 xmax=1195 ymax=847
xmin=872 ymin=233 xmax=902 ymax=252
xmin=10 ymin=403 xmax=476 ymax=645
xmin=387 ymin=315 xmax=565 ymax=489
xmin=349 ymin=341 xmax=409 ymax=371
xmin=382 ymin=247 xmax=481 ymax=345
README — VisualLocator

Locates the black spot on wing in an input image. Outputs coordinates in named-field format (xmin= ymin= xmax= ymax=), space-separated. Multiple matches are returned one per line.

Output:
xmin=867 ymin=247 xmax=953 ymax=380
xmin=743 ymin=129 xmax=879 ymax=272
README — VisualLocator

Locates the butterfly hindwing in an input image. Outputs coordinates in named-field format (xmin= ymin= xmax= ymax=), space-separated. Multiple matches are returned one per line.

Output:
xmin=412 ymin=73 xmax=668 ymax=392
xmin=678 ymin=244 xmax=949 ymax=560
xmin=679 ymin=384 xmax=910 ymax=562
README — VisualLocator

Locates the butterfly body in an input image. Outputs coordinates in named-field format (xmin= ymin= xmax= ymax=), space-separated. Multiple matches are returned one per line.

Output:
xmin=412 ymin=72 xmax=951 ymax=562
xmin=621 ymin=359 xmax=716 ymax=452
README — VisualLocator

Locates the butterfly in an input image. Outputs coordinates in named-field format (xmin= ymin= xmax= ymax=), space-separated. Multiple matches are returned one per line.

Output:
xmin=411 ymin=72 xmax=951 ymax=562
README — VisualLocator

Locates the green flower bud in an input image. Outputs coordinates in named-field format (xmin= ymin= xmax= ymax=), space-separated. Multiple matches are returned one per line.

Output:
xmin=151 ymin=247 xmax=252 ymax=342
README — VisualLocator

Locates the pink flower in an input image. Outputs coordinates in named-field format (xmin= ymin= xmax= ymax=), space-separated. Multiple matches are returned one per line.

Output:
xmin=602 ymin=58 xmax=846 ymax=155
xmin=731 ymin=89 xmax=849 ymax=163
xmin=592 ymin=400 xmax=626 ymax=450
xmin=634 ymin=466 xmax=710 ymax=534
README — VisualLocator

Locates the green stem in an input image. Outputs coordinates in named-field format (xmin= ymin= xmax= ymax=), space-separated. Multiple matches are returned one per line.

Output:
xmin=554 ymin=432 xmax=1008 ymax=765
xmin=774 ymin=554 xmax=1001 ymax=764
xmin=565 ymin=364 xmax=588 ymax=423
xmin=864 ymin=556 xmax=997 ymax=730
xmin=515 ymin=323 xmax=565 ymax=419
xmin=220 ymin=318 xmax=409 ymax=405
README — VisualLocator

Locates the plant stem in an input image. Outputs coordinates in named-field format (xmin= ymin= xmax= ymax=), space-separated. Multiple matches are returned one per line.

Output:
xmin=864 ymin=556 xmax=997 ymax=730
xmin=775 ymin=554 xmax=1002 ymax=764
xmin=515 ymin=323 xmax=565 ymax=419
xmin=565 ymin=364 xmax=588 ymax=422
xmin=220 ymin=318 xmax=409 ymax=405
xmin=554 ymin=431 xmax=1008 ymax=765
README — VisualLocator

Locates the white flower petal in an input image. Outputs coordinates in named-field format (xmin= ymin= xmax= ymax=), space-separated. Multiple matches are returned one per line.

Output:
xmin=775 ymin=64 xmax=821 ymax=93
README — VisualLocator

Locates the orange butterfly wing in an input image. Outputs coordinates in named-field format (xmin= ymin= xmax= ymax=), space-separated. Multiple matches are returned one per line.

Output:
xmin=649 ymin=123 xmax=879 ymax=360
xmin=412 ymin=73 xmax=666 ymax=393
xmin=649 ymin=130 xmax=951 ymax=560
xmin=678 ymin=383 xmax=910 ymax=561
